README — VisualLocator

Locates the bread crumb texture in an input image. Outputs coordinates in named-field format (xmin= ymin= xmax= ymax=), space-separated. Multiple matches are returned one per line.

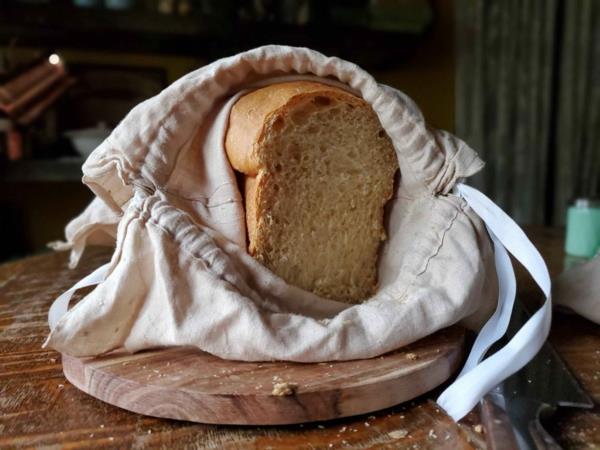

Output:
xmin=271 ymin=382 xmax=298 ymax=396
xmin=226 ymin=81 xmax=398 ymax=303
xmin=388 ymin=429 xmax=409 ymax=439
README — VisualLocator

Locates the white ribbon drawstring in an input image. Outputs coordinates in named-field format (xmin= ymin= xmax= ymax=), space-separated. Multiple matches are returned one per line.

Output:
xmin=437 ymin=183 xmax=552 ymax=420
xmin=456 ymin=227 xmax=517 ymax=378
xmin=47 ymin=262 xmax=110 ymax=332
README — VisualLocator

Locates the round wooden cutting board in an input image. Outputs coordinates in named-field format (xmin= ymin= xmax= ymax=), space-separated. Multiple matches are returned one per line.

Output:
xmin=62 ymin=327 xmax=464 ymax=425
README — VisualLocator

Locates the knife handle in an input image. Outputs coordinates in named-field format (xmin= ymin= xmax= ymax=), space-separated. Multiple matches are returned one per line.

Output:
xmin=528 ymin=416 xmax=562 ymax=450
xmin=481 ymin=396 xmax=520 ymax=450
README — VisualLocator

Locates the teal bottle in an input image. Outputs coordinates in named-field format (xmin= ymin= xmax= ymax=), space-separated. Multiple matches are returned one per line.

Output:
xmin=565 ymin=199 xmax=600 ymax=258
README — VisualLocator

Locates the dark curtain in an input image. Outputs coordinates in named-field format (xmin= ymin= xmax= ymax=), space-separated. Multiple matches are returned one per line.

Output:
xmin=455 ymin=0 xmax=600 ymax=225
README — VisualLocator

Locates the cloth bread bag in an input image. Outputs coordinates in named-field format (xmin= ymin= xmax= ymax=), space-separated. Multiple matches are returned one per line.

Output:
xmin=45 ymin=46 xmax=552 ymax=421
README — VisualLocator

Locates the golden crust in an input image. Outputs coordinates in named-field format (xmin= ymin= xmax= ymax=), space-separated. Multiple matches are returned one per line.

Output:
xmin=225 ymin=81 xmax=363 ymax=176
xmin=244 ymin=175 xmax=259 ymax=255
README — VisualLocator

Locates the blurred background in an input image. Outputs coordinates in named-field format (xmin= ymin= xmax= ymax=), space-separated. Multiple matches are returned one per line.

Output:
xmin=0 ymin=0 xmax=598 ymax=262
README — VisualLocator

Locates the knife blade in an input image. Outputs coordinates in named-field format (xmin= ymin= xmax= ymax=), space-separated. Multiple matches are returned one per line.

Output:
xmin=481 ymin=300 xmax=593 ymax=450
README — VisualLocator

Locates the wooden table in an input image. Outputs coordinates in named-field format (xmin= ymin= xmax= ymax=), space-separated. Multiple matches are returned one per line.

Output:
xmin=1 ymin=227 xmax=599 ymax=449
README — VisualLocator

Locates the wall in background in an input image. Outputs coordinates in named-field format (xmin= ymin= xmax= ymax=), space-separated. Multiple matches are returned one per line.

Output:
xmin=0 ymin=0 xmax=456 ymax=260
xmin=374 ymin=0 xmax=455 ymax=131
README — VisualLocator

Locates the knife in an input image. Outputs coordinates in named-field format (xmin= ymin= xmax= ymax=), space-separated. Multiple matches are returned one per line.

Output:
xmin=480 ymin=301 xmax=593 ymax=450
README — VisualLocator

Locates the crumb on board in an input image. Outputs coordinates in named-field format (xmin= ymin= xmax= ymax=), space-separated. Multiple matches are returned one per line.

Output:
xmin=271 ymin=382 xmax=298 ymax=396
xmin=474 ymin=424 xmax=483 ymax=434
xmin=405 ymin=353 xmax=418 ymax=361
xmin=388 ymin=429 xmax=408 ymax=439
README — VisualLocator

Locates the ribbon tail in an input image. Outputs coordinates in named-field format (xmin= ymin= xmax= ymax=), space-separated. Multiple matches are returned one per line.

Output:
xmin=437 ymin=183 xmax=552 ymax=421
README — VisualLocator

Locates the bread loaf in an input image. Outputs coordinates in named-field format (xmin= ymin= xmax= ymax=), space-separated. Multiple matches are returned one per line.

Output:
xmin=225 ymin=81 xmax=398 ymax=303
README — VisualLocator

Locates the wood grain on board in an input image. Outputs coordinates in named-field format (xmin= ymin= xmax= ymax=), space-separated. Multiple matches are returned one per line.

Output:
xmin=62 ymin=327 xmax=463 ymax=425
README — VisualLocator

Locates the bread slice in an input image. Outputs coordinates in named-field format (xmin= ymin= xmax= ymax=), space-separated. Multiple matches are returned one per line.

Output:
xmin=225 ymin=81 xmax=398 ymax=303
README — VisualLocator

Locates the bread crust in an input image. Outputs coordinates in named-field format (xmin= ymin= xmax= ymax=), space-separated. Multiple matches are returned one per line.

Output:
xmin=244 ymin=175 xmax=260 ymax=254
xmin=225 ymin=81 xmax=363 ymax=176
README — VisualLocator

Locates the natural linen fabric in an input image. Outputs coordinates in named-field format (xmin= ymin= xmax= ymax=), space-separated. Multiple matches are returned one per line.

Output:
xmin=554 ymin=256 xmax=600 ymax=324
xmin=45 ymin=45 xmax=497 ymax=361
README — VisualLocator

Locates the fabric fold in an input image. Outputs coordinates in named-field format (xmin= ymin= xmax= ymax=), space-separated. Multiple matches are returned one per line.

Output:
xmin=46 ymin=45 xmax=496 ymax=364
xmin=47 ymin=187 xmax=496 ymax=361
